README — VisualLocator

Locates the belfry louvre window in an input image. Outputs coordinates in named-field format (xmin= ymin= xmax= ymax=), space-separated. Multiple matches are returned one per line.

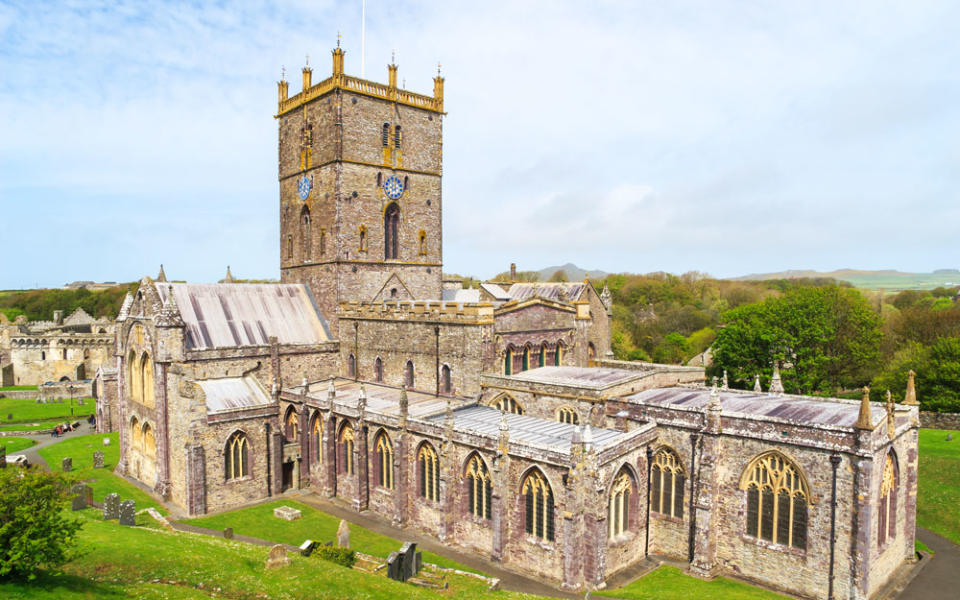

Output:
xmin=651 ymin=448 xmax=685 ymax=518
xmin=522 ymin=470 xmax=555 ymax=541
xmin=742 ymin=452 xmax=809 ymax=549
xmin=339 ymin=424 xmax=355 ymax=475
xmin=465 ymin=454 xmax=492 ymax=520
xmin=394 ymin=125 xmax=402 ymax=148
xmin=418 ymin=443 xmax=441 ymax=502
xmin=878 ymin=454 xmax=898 ymax=546
xmin=557 ymin=406 xmax=579 ymax=425
xmin=225 ymin=432 xmax=249 ymax=480
xmin=609 ymin=470 xmax=633 ymax=538
xmin=381 ymin=123 xmax=390 ymax=146
xmin=494 ymin=395 xmax=522 ymax=415
xmin=375 ymin=432 xmax=394 ymax=490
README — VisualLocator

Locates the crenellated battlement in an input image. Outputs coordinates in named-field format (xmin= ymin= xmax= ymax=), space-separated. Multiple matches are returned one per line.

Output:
xmin=276 ymin=47 xmax=444 ymax=117
xmin=338 ymin=300 xmax=494 ymax=324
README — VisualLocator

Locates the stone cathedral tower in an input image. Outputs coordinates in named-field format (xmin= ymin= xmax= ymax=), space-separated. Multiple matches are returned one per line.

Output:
xmin=277 ymin=47 xmax=445 ymax=328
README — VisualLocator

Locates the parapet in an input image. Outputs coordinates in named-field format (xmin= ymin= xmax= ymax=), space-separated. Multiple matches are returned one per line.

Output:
xmin=338 ymin=300 xmax=494 ymax=325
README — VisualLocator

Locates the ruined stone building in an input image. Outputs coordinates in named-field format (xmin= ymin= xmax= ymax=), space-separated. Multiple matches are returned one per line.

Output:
xmin=111 ymin=48 xmax=918 ymax=599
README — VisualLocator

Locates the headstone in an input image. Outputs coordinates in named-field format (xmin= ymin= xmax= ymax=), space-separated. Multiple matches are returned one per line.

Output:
xmin=223 ymin=527 xmax=234 ymax=540
xmin=299 ymin=539 xmax=315 ymax=557
xmin=414 ymin=551 xmax=422 ymax=575
xmin=400 ymin=542 xmax=417 ymax=581
xmin=273 ymin=505 xmax=302 ymax=521
xmin=265 ymin=544 xmax=290 ymax=569
xmin=77 ymin=399 xmax=84 ymax=405
xmin=61 ymin=457 xmax=72 ymax=472
xmin=36 ymin=398 xmax=42 ymax=404
xmin=948 ymin=433 xmax=954 ymax=441
xmin=93 ymin=451 xmax=105 ymax=469
xmin=103 ymin=437 xmax=110 ymax=446
xmin=71 ymin=494 xmax=86 ymax=511
xmin=387 ymin=552 xmax=402 ymax=581
xmin=103 ymin=493 xmax=120 ymax=520
xmin=72 ymin=483 xmax=93 ymax=506
xmin=119 ymin=500 xmax=136 ymax=526
xmin=336 ymin=519 xmax=350 ymax=548
xmin=6 ymin=413 xmax=11 ymax=420
xmin=58 ymin=398 xmax=63 ymax=403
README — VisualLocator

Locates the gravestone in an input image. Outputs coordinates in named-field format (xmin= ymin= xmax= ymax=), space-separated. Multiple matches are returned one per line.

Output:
xmin=948 ymin=433 xmax=954 ymax=441
xmin=93 ymin=451 xmax=104 ymax=469
xmin=36 ymin=398 xmax=42 ymax=404
xmin=336 ymin=519 xmax=350 ymax=548
xmin=400 ymin=542 xmax=418 ymax=581
xmin=299 ymin=539 xmax=315 ymax=557
xmin=77 ymin=399 xmax=84 ymax=405
xmin=72 ymin=483 xmax=93 ymax=506
xmin=265 ymin=544 xmax=290 ymax=569
xmin=223 ymin=527 xmax=234 ymax=540
xmin=273 ymin=505 xmax=302 ymax=521
xmin=6 ymin=413 xmax=11 ymax=420
xmin=119 ymin=500 xmax=136 ymax=526
xmin=0 ymin=445 xmax=5 ymax=469
xmin=103 ymin=437 xmax=110 ymax=446
xmin=71 ymin=494 xmax=86 ymax=511
xmin=414 ymin=551 xmax=422 ymax=575
xmin=61 ymin=457 xmax=72 ymax=472
xmin=57 ymin=398 xmax=63 ymax=403
xmin=387 ymin=552 xmax=402 ymax=581
xmin=103 ymin=493 xmax=120 ymax=520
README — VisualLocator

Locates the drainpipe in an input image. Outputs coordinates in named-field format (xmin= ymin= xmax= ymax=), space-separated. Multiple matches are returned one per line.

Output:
xmin=353 ymin=322 xmax=359 ymax=381
xmin=828 ymin=453 xmax=841 ymax=600
xmin=644 ymin=445 xmax=653 ymax=557
xmin=434 ymin=326 xmax=440 ymax=397
xmin=265 ymin=423 xmax=272 ymax=497
xmin=688 ymin=433 xmax=699 ymax=561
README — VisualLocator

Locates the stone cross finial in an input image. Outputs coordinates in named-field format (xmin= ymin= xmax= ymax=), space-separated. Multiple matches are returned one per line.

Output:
xmin=224 ymin=265 xmax=235 ymax=283
xmin=856 ymin=386 xmax=873 ymax=430
xmin=327 ymin=377 xmax=336 ymax=397
xmin=886 ymin=390 xmax=896 ymax=440
xmin=583 ymin=424 xmax=593 ymax=451
xmin=301 ymin=377 xmax=308 ymax=387
xmin=903 ymin=370 xmax=919 ymax=405
xmin=157 ymin=264 xmax=167 ymax=282
xmin=768 ymin=362 xmax=784 ymax=395
xmin=722 ymin=370 xmax=729 ymax=390
xmin=753 ymin=374 xmax=762 ymax=393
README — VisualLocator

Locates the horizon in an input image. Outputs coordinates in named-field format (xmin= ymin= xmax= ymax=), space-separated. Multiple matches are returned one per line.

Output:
xmin=2 ymin=2 xmax=958 ymax=288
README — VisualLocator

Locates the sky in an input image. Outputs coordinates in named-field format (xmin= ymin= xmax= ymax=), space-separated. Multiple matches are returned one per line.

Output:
xmin=1 ymin=1 xmax=958 ymax=289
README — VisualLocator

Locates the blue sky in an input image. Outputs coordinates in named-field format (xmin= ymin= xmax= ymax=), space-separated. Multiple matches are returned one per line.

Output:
xmin=1 ymin=1 xmax=958 ymax=289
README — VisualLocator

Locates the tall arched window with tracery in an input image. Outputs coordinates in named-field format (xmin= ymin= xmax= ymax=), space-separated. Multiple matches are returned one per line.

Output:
xmin=651 ymin=448 xmax=685 ymax=518
xmin=609 ymin=470 xmax=634 ymax=538
xmin=465 ymin=454 xmax=492 ymax=520
xmin=554 ymin=342 xmax=564 ymax=366
xmin=384 ymin=203 xmax=400 ymax=260
xmin=338 ymin=423 xmax=355 ymax=475
xmin=300 ymin=205 xmax=311 ymax=260
xmin=504 ymin=349 xmax=513 ymax=375
xmin=311 ymin=416 xmax=322 ymax=464
xmin=140 ymin=352 xmax=155 ymax=409
xmin=375 ymin=431 xmax=394 ymax=490
xmin=878 ymin=453 xmax=898 ymax=546
xmin=494 ymin=394 xmax=523 ymax=415
xmin=225 ymin=431 xmax=249 ymax=480
xmin=741 ymin=452 xmax=809 ymax=549
xmin=522 ymin=469 xmax=555 ymax=541
xmin=284 ymin=407 xmax=299 ymax=442
xmin=522 ymin=346 xmax=530 ymax=371
xmin=417 ymin=443 xmax=440 ymax=501
xmin=557 ymin=406 xmax=579 ymax=424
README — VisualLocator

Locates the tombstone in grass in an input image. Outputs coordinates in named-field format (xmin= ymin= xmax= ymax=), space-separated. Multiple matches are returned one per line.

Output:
xmin=103 ymin=493 xmax=120 ymax=520
xmin=77 ymin=398 xmax=83 ymax=405
xmin=70 ymin=483 xmax=92 ymax=510
xmin=61 ymin=457 xmax=72 ymax=472
xmin=948 ymin=433 xmax=954 ymax=441
xmin=223 ymin=527 xmax=234 ymax=540
xmin=103 ymin=437 xmax=110 ymax=446
xmin=93 ymin=451 xmax=104 ymax=469
xmin=400 ymin=542 xmax=418 ymax=581
xmin=71 ymin=492 xmax=86 ymax=511
xmin=119 ymin=500 xmax=136 ymax=526
xmin=387 ymin=552 xmax=402 ymax=581
xmin=336 ymin=519 xmax=350 ymax=548
xmin=6 ymin=413 xmax=11 ymax=420
xmin=415 ymin=551 xmax=422 ymax=575
xmin=299 ymin=539 xmax=315 ymax=557
xmin=265 ymin=544 xmax=290 ymax=569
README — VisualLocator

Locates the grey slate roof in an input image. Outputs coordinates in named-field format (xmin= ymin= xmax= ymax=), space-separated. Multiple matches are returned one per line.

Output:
xmin=316 ymin=380 xmax=454 ymax=418
xmin=197 ymin=377 xmax=273 ymax=413
xmin=441 ymin=288 xmax=481 ymax=303
xmin=626 ymin=387 xmax=887 ymax=428
xmin=508 ymin=366 xmax=649 ymax=389
xmin=506 ymin=282 xmax=587 ymax=303
xmin=157 ymin=283 xmax=330 ymax=349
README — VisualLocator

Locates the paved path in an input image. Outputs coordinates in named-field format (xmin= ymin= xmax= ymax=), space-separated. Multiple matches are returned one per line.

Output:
xmin=899 ymin=528 xmax=960 ymax=600
xmin=2 ymin=420 xmax=97 ymax=471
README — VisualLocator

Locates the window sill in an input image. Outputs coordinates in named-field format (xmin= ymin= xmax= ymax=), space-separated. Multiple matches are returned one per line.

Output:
xmin=225 ymin=475 xmax=253 ymax=485
xmin=739 ymin=533 xmax=807 ymax=557
xmin=652 ymin=512 xmax=684 ymax=524
xmin=462 ymin=513 xmax=492 ymax=527
xmin=608 ymin=530 xmax=637 ymax=547
xmin=522 ymin=535 xmax=555 ymax=550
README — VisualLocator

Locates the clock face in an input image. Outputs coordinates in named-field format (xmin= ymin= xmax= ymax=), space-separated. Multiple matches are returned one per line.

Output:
xmin=298 ymin=176 xmax=312 ymax=200
xmin=383 ymin=176 xmax=404 ymax=200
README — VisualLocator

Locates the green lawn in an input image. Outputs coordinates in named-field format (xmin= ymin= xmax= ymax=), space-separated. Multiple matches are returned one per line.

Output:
xmin=1 ymin=509 xmax=543 ymax=600
xmin=0 ymin=421 xmax=67 ymax=432
xmin=0 ymin=396 xmax=94 ymax=424
xmin=36 ymin=432 xmax=165 ymax=514
xmin=597 ymin=565 xmax=789 ymax=600
xmin=0 ymin=436 xmax=36 ymax=453
xmin=917 ymin=428 xmax=960 ymax=545
xmin=0 ymin=385 xmax=39 ymax=391
xmin=187 ymin=499 xmax=479 ymax=573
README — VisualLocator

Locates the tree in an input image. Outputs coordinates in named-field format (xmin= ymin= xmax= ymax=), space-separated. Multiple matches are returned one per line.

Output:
xmin=871 ymin=337 xmax=960 ymax=412
xmin=0 ymin=469 xmax=82 ymax=580
xmin=711 ymin=286 xmax=882 ymax=394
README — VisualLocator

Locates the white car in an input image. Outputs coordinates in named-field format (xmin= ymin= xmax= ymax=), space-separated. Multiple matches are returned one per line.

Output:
xmin=5 ymin=454 xmax=29 ymax=468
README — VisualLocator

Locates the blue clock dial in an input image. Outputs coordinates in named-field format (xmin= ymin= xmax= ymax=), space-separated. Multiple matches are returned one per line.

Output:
xmin=383 ymin=176 xmax=404 ymax=200
xmin=298 ymin=176 xmax=312 ymax=200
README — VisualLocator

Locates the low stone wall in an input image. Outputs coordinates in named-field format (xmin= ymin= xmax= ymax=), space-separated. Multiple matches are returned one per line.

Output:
xmin=0 ymin=390 xmax=37 ymax=399
xmin=920 ymin=412 xmax=960 ymax=431
xmin=38 ymin=380 xmax=93 ymax=401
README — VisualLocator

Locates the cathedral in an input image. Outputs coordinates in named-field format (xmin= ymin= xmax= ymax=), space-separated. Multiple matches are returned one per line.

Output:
xmin=103 ymin=47 xmax=919 ymax=599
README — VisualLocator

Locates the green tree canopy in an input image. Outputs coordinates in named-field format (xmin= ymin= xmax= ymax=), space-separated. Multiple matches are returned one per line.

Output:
xmin=871 ymin=337 xmax=960 ymax=412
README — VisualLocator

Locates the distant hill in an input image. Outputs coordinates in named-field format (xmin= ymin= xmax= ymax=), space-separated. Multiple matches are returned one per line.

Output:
xmin=730 ymin=269 xmax=960 ymax=291
xmin=536 ymin=263 xmax=609 ymax=282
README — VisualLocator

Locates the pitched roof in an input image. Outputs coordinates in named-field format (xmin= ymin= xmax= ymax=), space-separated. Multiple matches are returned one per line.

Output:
xmin=505 ymin=282 xmax=588 ymax=303
xmin=156 ymin=283 xmax=330 ymax=349
xmin=197 ymin=376 xmax=273 ymax=413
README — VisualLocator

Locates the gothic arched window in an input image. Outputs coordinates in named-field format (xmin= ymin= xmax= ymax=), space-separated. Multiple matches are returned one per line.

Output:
xmin=741 ymin=452 xmax=809 ymax=549
xmin=374 ymin=357 xmax=384 ymax=382
xmin=557 ymin=406 xmax=579 ymax=424
xmin=300 ymin=205 xmax=311 ymax=260
xmin=465 ymin=454 xmax=492 ymax=520
xmin=417 ymin=443 xmax=440 ymax=502
xmin=347 ymin=353 xmax=356 ymax=378
xmin=284 ymin=407 xmax=299 ymax=443
xmin=440 ymin=364 xmax=452 ymax=395
xmin=609 ymin=470 xmax=634 ymax=538
xmin=225 ymin=431 xmax=249 ymax=480
xmin=384 ymin=203 xmax=400 ymax=260
xmin=504 ymin=349 xmax=513 ymax=376
xmin=522 ymin=469 xmax=554 ymax=541
xmin=338 ymin=423 xmax=355 ymax=475
xmin=522 ymin=346 xmax=530 ymax=371
xmin=651 ymin=448 xmax=685 ymax=519
xmin=311 ymin=416 xmax=322 ymax=464
xmin=879 ymin=453 xmax=898 ymax=546
xmin=404 ymin=360 xmax=415 ymax=388
xmin=375 ymin=431 xmax=394 ymax=490
xmin=494 ymin=394 xmax=522 ymax=414
xmin=554 ymin=342 xmax=564 ymax=366
xmin=394 ymin=125 xmax=402 ymax=148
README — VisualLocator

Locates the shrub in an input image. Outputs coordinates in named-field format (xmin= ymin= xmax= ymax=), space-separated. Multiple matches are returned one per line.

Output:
xmin=315 ymin=546 xmax=356 ymax=568
xmin=0 ymin=469 xmax=83 ymax=580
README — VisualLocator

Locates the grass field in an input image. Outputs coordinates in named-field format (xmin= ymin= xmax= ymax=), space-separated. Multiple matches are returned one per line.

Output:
xmin=0 ymin=396 xmax=94 ymax=424
xmin=917 ymin=428 xmax=960 ymax=545
xmin=0 ymin=509 xmax=540 ymax=600
xmin=597 ymin=565 xmax=789 ymax=600
xmin=0 ymin=385 xmax=39 ymax=391
xmin=0 ymin=436 xmax=36 ymax=453
xmin=187 ymin=499 xmax=478 ymax=573
xmin=36 ymin=432 xmax=165 ymax=514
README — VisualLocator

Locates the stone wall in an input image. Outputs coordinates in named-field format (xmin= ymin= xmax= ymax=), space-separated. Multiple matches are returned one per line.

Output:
xmin=8 ymin=335 xmax=113 ymax=386
xmin=919 ymin=411 xmax=960 ymax=430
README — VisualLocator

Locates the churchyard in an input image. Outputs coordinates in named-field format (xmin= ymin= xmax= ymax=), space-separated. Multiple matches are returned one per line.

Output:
xmin=0 ymin=395 xmax=94 ymax=432
xmin=1 ymin=436 xmax=35 ymax=453
xmin=916 ymin=428 xmax=960 ymax=544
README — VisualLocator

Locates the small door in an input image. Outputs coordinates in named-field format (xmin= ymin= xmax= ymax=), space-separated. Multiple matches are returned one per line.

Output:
xmin=281 ymin=461 xmax=294 ymax=491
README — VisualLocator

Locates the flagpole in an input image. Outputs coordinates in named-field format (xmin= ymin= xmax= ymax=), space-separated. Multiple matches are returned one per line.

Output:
xmin=361 ymin=0 xmax=366 ymax=78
